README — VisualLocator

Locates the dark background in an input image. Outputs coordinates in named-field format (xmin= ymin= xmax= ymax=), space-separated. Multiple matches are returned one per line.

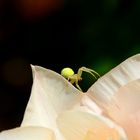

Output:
xmin=0 ymin=0 xmax=140 ymax=131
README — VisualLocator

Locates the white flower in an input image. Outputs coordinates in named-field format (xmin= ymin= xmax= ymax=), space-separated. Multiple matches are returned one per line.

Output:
xmin=1 ymin=54 xmax=140 ymax=140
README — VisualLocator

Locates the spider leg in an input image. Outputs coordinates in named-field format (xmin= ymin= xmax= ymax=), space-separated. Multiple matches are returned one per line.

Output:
xmin=67 ymin=75 xmax=75 ymax=84
xmin=78 ymin=67 xmax=100 ymax=79
xmin=68 ymin=74 xmax=82 ymax=91
xmin=85 ymin=67 xmax=100 ymax=77
xmin=69 ymin=79 xmax=75 ymax=84
xmin=75 ymin=78 xmax=82 ymax=91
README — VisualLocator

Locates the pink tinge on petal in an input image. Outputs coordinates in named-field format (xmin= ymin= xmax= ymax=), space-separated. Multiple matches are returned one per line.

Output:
xmin=106 ymin=80 xmax=140 ymax=140
xmin=87 ymin=54 xmax=140 ymax=140
xmin=89 ymin=79 xmax=140 ymax=140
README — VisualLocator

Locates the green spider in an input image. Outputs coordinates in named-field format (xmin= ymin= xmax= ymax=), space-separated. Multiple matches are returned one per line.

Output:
xmin=61 ymin=67 xmax=100 ymax=91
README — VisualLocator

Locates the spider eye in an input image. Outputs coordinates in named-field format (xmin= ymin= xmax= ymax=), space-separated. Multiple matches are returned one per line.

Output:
xmin=61 ymin=67 xmax=74 ymax=78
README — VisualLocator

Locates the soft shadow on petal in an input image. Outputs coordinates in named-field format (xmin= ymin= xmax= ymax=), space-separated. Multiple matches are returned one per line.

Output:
xmin=0 ymin=126 xmax=55 ymax=140
xmin=21 ymin=65 xmax=82 ymax=129
xmin=87 ymin=54 xmax=140 ymax=140
xmin=80 ymin=95 xmax=102 ymax=114
xmin=87 ymin=54 xmax=140 ymax=109
xmin=57 ymin=111 xmax=127 ymax=140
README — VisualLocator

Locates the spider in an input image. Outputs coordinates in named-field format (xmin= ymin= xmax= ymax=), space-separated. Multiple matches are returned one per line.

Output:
xmin=61 ymin=67 xmax=100 ymax=91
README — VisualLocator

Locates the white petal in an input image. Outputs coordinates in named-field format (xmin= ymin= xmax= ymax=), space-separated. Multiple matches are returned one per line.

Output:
xmin=87 ymin=54 xmax=140 ymax=140
xmin=57 ymin=111 xmax=128 ymax=140
xmin=21 ymin=65 xmax=82 ymax=140
xmin=80 ymin=95 xmax=102 ymax=114
xmin=0 ymin=126 xmax=55 ymax=140
xmin=0 ymin=65 xmax=82 ymax=140
xmin=87 ymin=54 xmax=140 ymax=109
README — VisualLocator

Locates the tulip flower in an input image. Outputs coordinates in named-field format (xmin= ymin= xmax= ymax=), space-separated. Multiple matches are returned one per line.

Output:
xmin=0 ymin=54 xmax=140 ymax=140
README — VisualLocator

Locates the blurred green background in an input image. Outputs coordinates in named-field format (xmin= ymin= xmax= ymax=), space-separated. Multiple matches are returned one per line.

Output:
xmin=0 ymin=0 xmax=140 ymax=131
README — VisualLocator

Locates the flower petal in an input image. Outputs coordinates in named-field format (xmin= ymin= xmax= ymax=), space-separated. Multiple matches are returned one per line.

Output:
xmin=87 ymin=54 xmax=140 ymax=140
xmin=21 ymin=65 xmax=82 ymax=129
xmin=57 ymin=111 xmax=128 ymax=140
xmin=0 ymin=126 xmax=55 ymax=140
xmin=99 ymin=79 xmax=140 ymax=140
xmin=87 ymin=54 xmax=140 ymax=109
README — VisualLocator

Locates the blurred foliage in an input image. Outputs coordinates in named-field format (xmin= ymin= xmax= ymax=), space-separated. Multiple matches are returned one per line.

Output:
xmin=0 ymin=0 xmax=140 ymax=130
